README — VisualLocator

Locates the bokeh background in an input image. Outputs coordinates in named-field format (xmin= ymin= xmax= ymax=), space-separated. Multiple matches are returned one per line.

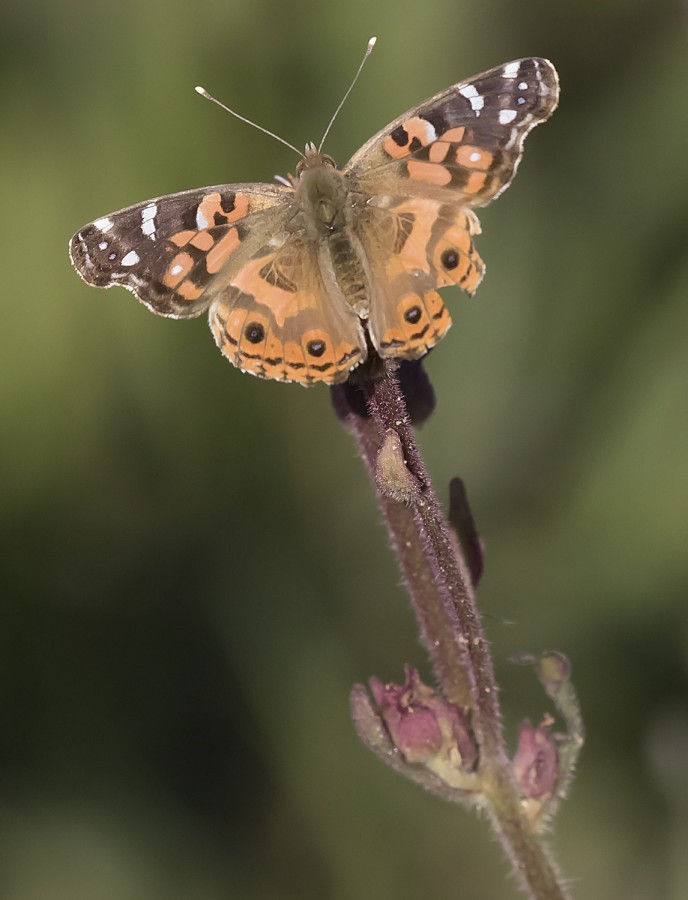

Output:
xmin=2 ymin=0 xmax=687 ymax=897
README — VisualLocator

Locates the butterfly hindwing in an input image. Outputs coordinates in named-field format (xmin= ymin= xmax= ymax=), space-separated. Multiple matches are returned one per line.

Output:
xmin=356 ymin=197 xmax=485 ymax=359
xmin=210 ymin=235 xmax=367 ymax=385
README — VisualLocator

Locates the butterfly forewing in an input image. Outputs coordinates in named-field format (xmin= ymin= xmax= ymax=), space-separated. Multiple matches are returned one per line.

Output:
xmin=348 ymin=58 xmax=559 ymax=207
xmin=69 ymin=184 xmax=289 ymax=318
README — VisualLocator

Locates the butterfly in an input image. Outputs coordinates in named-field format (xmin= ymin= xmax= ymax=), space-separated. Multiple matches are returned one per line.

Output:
xmin=69 ymin=57 xmax=559 ymax=386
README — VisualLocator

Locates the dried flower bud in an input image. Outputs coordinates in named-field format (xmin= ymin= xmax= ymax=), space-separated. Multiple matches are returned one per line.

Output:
xmin=513 ymin=718 xmax=559 ymax=804
xmin=370 ymin=667 xmax=478 ymax=785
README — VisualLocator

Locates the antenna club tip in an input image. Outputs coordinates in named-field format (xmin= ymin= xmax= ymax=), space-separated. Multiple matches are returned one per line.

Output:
xmin=368 ymin=36 xmax=377 ymax=47
xmin=195 ymin=86 xmax=207 ymax=96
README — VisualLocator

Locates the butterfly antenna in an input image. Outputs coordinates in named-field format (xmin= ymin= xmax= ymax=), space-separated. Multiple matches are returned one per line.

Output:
xmin=195 ymin=86 xmax=303 ymax=158
xmin=318 ymin=36 xmax=377 ymax=153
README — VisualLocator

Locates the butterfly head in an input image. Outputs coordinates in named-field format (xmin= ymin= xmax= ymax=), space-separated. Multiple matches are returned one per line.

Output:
xmin=282 ymin=143 xmax=336 ymax=187
xmin=297 ymin=142 xmax=337 ymax=173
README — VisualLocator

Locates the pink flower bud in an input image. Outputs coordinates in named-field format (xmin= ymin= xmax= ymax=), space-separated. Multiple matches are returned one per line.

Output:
xmin=513 ymin=718 xmax=559 ymax=801
xmin=370 ymin=667 xmax=477 ymax=778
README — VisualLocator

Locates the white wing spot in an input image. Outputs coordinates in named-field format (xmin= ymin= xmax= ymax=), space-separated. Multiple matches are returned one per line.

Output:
xmin=518 ymin=81 xmax=528 ymax=91
xmin=196 ymin=208 xmax=209 ymax=229
xmin=419 ymin=119 xmax=437 ymax=143
xmin=503 ymin=62 xmax=521 ymax=79
xmin=121 ymin=250 xmax=140 ymax=266
xmin=469 ymin=151 xmax=481 ymax=162
xmin=170 ymin=264 xmax=184 ymax=276
xmin=94 ymin=217 xmax=114 ymax=233
xmin=499 ymin=109 xmax=518 ymax=125
xmin=141 ymin=203 xmax=157 ymax=240
xmin=98 ymin=241 xmax=108 ymax=250
xmin=459 ymin=84 xmax=484 ymax=115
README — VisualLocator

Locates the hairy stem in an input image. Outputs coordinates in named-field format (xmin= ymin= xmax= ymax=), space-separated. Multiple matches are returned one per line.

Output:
xmin=333 ymin=361 xmax=570 ymax=900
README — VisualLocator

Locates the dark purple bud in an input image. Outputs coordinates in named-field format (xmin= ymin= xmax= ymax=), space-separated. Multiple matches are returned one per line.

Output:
xmin=448 ymin=477 xmax=484 ymax=587
xmin=397 ymin=359 xmax=436 ymax=425
xmin=330 ymin=380 xmax=369 ymax=421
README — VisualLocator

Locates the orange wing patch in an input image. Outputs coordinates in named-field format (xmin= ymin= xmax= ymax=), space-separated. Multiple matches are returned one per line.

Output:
xmin=382 ymin=116 xmax=440 ymax=160
xmin=206 ymin=229 xmax=241 ymax=274
xmin=407 ymin=160 xmax=452 ymax=186
xmin=163 ymin=251 xmax=195 ymax=288
xmin=196 ymin=192 xmax=250 ymax=228
xmin=189 ymin=230 xmax=215 ymax=251
xmin=454 ymin=145 xmax=494 ymax=169
xmin=429 ymin=141 xmax=451 ymax=163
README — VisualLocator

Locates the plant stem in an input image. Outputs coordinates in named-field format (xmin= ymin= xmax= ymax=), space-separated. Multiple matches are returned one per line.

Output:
xmin=333 ymin=361 xmax=571 ymax=900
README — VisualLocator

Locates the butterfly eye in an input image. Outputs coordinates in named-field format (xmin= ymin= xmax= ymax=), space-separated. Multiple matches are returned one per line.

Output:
xmin=306 ymin=339 xmax=327 ymax=357
xmin=440 ymin=249 xmax=459 ymax=270
xmin=245 ymin=322 xmax=265 ymax=344
xmin=403 ymin=306 xmax=422 ymax=324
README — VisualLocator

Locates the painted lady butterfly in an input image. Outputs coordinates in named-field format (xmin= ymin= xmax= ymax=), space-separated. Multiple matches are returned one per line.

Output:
xmin=69 ymin=56 xmax=559 ymax=386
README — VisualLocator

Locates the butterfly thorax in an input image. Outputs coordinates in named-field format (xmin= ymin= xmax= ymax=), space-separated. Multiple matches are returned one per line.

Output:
xmin=287 ymin=147 xmax=371 ymax=316
xmin=294 ymin=147 xmax=349 ymax=236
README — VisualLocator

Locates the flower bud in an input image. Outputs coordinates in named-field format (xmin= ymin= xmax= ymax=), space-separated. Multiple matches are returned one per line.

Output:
xmin=513 ymin=718 xmax=559 ymax=803
xmin=370 ymin=667 xmax=477 ymax=784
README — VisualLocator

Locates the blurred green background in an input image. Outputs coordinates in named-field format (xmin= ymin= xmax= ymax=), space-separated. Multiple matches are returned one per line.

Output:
xmin=2 ymin=0 xmax=687 ymax=897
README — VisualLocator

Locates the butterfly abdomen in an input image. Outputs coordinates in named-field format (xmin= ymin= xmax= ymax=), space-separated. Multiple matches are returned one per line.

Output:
xmin=324 ymin=230 xmax=369 ymax=316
